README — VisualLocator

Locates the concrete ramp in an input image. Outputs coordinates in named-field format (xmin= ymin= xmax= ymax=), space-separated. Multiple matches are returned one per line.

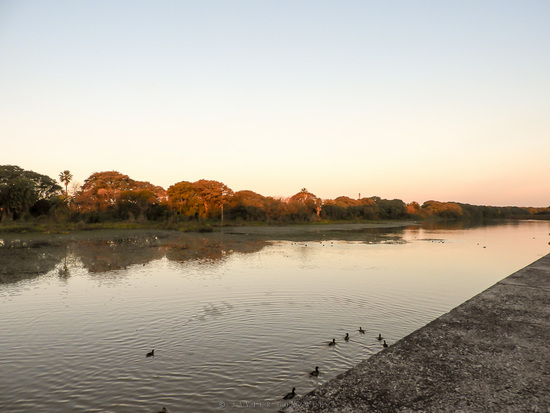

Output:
xmin=283 ymin=253 xmax=550 ymax=412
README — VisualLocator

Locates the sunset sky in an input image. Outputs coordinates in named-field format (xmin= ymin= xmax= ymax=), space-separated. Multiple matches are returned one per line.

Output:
xmin=1 ymin=1 xmax=549 ymax=206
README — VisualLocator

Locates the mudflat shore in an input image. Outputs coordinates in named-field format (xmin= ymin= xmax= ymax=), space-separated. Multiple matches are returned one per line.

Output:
xmin=282 ymin=253 xmax=550 ymax=412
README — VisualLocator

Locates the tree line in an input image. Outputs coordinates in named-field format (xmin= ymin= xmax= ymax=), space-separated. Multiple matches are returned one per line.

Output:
xmin=1 ymin=165 xmax=548 ymax=225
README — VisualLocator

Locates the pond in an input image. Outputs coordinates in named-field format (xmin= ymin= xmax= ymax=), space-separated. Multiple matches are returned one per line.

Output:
xmin=1 ymin=220 xmax=549 ymax=412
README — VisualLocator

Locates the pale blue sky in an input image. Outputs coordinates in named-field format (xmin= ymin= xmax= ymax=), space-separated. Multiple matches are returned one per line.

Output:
xmin=1 ymin=1 xmax=549 ymax=206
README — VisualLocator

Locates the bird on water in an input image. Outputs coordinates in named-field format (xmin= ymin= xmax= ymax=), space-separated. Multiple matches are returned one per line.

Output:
xmin=146 ymin=349 xmax=155 ymax=357
xmin=328 ymin=338 xmax=336 ymax=346
xmin=358 ymin=327 xmax=365 ymax=334
xmin=283 ymin=387 xmax=296 ymax=399
xmin=383 ymin=340 xmax=388 ymax=348
xmin=344 ymin=333 xmax=349 ymax=341
xmin=310 ymin=366 xmax=320 ymax=377
xmin=156 ymin=408 xmax=167 ymax=413
xmin=377 ymin=334 xmax=383 ymax=341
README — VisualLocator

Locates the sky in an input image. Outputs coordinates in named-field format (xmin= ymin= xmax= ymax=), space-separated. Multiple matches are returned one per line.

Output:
xmin=1 ymin=1 xmax=549 ymax=207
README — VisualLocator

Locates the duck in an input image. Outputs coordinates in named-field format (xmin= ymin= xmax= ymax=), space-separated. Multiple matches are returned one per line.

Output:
xmin=383 ymin=340 xmax=388 ymax=348
xmin=310 ymin=366 xmax=320 ymax=377
xmin=157 ymin=408 xmax=167 ymax=413
xmin=377 ymin=334 xmax=383 ymax=341
xmin=358 ymin=327 xmax=365 ymax=334
xmin=344 ymin=333 xmax=350 ymax=341
xmin=328 ymin=338 xmax=336 ymax=346
xmin=146 ymin=349 xmax=155 ymax=357
xmin=283 ymin=387 xmax=296 ymax=399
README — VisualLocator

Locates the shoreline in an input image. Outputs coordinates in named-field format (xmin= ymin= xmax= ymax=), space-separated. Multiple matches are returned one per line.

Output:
xmin=0 ymin=221 xmax=417 ymax=243
xmin=282 ymin=253 xmax=550 ymax=412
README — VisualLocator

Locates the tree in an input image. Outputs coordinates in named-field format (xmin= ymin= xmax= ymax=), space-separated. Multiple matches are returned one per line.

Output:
xmin=263 ymin=197 xmax=289 ymax=222
xmin=353 ymin=197 xmax=378 ymax=220
xmin=0 ymin=165 xmax=62 ymax=221
xmin=118 ymin=189 xmax=158 ymax=220
xmin=59 ymin=170 xmax=73 ymax=197
xmin=167 ymin=181 xmax=204 ymax=217
xmin=289 ymin=188 xmax=322 ymax=217
xmin=332 ymin=196 xmax=359 ymax=208
xmin=229 ymin=190 xmax=268 ymax=221
xmin=406 ymin=201 xmax=421 ymax=216
xmin=0 ymin=165 xmax=61 ymax=199
xmin=192 ymin=179 xmax=234 ymax=219
xmin=230 ymin=190 xmax=266 ymax=208
xmin=375 ymin=198 xmax=407 ymax=219
xmin=421 ymin=200 xmax=464 ymax=219
xmin=322 ymin=197 xmax=359 ymax=220
xmin=74 ymin=171 xmax=166 ymax=213
xmin=0 ymin=177 xmax=36 ymax=220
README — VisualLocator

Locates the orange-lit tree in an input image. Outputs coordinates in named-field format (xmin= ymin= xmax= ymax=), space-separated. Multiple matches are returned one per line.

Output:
xmin=289 ymin=188 xmax=322 ymax=217
xmin=263 ymin=197 xmax=289 ymax=222
xmin=74 ymin=171 xmax=166 ymax=219
xmin=322 ymin=196 xmax=359 ymax=220
xmin=192 ymin=179 xmax=234 ymax=219
xmin=421 ymin=200 xmax=464 ymax=219
xmin=406 ymin=201 xmax=421 ymax=216
xmin=167 ymin=181 xmax=205 ymax=218
xmin=229 ymin=190 xmax=268 ymax=221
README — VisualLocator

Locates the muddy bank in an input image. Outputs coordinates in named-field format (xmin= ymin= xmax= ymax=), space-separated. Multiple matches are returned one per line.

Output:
xmin=282 ymin=253 xmax=550 ymax=412
xmin=0 ymin=221 xmax=416 ymax=243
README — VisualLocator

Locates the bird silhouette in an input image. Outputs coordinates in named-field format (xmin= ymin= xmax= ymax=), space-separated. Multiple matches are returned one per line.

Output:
xmin=358 ymin=327 xmax=365 ymax=334
xmin=283 ymin=387 xmax=296 ymax=399
xmin=310 ymin=366 xmax=320 ymax=377
xmin=146 ymin=349 xmax=155 ymax=357
xmin=328 ymin=338 xmax=336 ymax=346
xmin=383 ymin=340 xmax=388 ymax=348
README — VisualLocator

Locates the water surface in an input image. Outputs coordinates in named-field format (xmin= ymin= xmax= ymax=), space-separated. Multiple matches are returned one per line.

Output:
xmin=1 ymin=221 xmax=549 ymax=412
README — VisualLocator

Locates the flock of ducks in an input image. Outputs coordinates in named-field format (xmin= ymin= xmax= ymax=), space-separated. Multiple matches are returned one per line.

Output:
xmin=282 ymin=328 xmax=390 ymax=400
xmin=145 ymin=328 xmax=391 ymax=406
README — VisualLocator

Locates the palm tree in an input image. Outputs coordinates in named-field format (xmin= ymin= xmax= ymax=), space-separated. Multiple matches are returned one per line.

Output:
xmin=59 ymin=170 xmax=73 ymax=197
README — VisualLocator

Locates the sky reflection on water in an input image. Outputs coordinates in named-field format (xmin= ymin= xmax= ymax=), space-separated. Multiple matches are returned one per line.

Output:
xmin=0 ymin=221 xmax=549 ymax=412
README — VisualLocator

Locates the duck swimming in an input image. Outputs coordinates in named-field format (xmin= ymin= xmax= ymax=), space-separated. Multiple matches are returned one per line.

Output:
xmin=146 ymin=349 xmax=155 ymax=357
xmin=358 ymin=327 xmax=365 ymax=334
xmin=310 ymin=366 xmax=320 ymax=377
xmin=328 ymin=338 xmax=336 ymax=346
xmin=377 ymin=334 xmax=383 ymax=341
xmin=344 ymin=333 xmax=349 ymax=341
xmin=383 ymin=340 xmax=388 ymax=348
xmin=283 ymin=387 xmax=296 ymax=399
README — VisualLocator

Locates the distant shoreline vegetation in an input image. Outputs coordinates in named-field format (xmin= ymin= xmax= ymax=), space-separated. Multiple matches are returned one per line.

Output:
xmin=1 ymin=165 xmax=549 ymax=232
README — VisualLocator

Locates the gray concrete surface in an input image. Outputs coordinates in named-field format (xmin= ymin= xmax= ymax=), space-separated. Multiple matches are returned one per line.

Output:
xmin=283 ymin=253 xmax=550 ymax=412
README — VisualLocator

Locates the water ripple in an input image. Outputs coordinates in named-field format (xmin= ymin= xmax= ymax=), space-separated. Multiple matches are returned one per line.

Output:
xmin=1 ymin=221 xmax=549 ymax=412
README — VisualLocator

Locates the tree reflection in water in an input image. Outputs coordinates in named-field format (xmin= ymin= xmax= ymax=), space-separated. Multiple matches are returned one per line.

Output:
xmin=0 ymin=231 xmax=272 ymax=284
xmin=0 ymin=226 xmax=411 ymax=285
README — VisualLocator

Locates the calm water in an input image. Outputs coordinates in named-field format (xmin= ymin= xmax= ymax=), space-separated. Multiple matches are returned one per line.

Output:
xmin=1 ymin=221 xmax=549 ymax=412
